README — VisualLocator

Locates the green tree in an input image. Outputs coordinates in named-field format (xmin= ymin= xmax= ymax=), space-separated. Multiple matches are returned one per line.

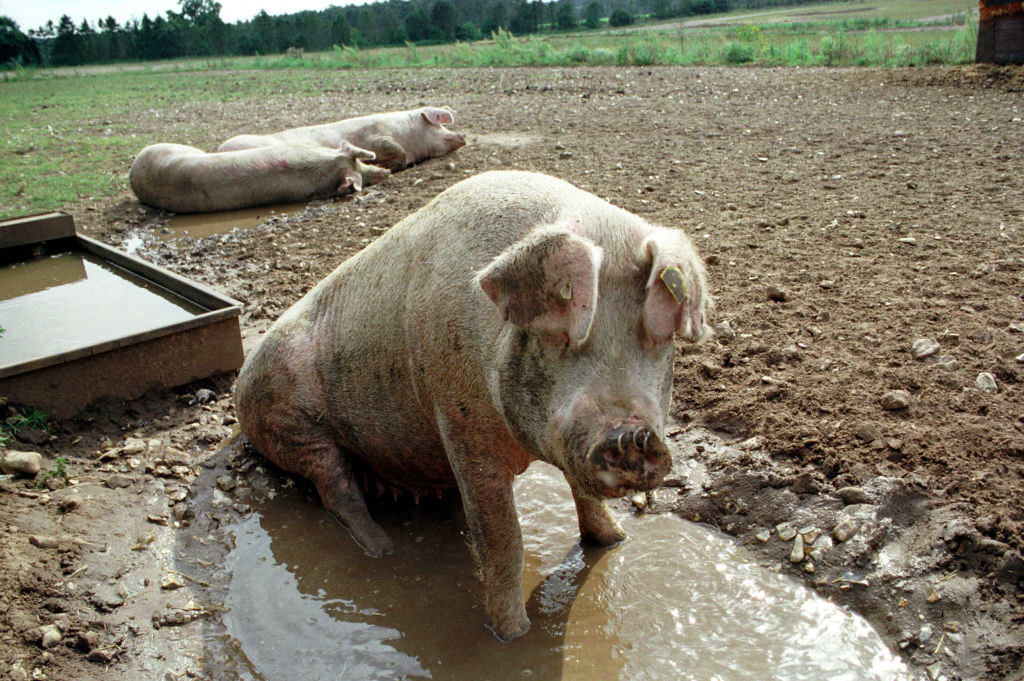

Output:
xmin=555 ymin=0 xmax=576 ymax=30
xmin=405 ymin=7 xmax=432 ymax=42
xmin=584 ymin=1 xmax=603 ymax=29
xmin=331 ymin=13 xmax=352 ymax=46
xmin=482 ymin=1 xmax=508 ymax=34
xmin=654 ymin=0 xmax=674 ymax=19
xmin=0 ymin=16 xmax=40 ymax=65
xmin=431 ymin=1 xmax=459 ymax=42
xmin=52 ymin=14 xmax=84 ymax=65
xmin=609 ymin=8 xmax=633 ymax=26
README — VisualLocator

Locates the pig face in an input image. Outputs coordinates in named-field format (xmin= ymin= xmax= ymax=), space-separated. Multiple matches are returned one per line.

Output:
xmin=477 ymin=221 xmax=707 ymax=499
xmin=418 ymin=107 xmax=467 ymax=159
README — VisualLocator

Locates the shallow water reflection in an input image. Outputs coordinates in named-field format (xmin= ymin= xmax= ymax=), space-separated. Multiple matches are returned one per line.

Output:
xmin=217 ymin=462 xmax=907 ymax=681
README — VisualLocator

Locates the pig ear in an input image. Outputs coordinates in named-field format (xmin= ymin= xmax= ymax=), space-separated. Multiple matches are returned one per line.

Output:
xmin=642 ymin=230 xmax=709 ymax=343
xmin=422 ymin=107 xmax=454 ymax=127
xmin=477 ymin=225 xmax=602 ymax=349
xmin=338 ymin=170 xmax=362 ymax=193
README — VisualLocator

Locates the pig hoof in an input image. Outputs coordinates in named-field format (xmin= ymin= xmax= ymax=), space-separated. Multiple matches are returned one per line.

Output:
xmin=340 ymin=519 xmax=393 ymax=557
xmin=581 ymin=525 xmax=627 ymax=547
xmin=355 ymin=529 xmax=394 ymax=558
xmin=487 ymin=618 xmax=530 ymax=643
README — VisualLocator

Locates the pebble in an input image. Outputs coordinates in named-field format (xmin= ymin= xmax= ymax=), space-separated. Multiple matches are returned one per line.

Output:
xmin=775 ymin=522 xmax=797 ymax=541
xmin=10 ymin=662 xmax=28 ymax=681
xmin=832 ymin=517 xmax=859 ymax=542
xmin=193 ymin=388 xmax=216 ymax=404
xmin=1017 ymin=353 xmax=1024 ymax=363
xmin=799 ymin=526 xmax=821 ymax=545
xmin=818 ymin=279 xmax=836 ymax=289
xmin=58 ymin=493 xmax=82 ymax=513
xmin=121 ymin=439 xmax=147 ymax=456
xmin=755 ymin=530 xmax=771 ymax=543
xmin=926 ymin=662 xmax=941 ymax=680
xmin=789 ymin=534 xmax=805 ymax=562
xmin=712 ymin=320 xmax=735 ymax=341
xmin=629 ymin=492 xmax=648 ymax=510
xmin=880 ymin=390 xmax=911 ymax=411
xmin=106 ymin=475 xmax=132 ymax=489
xmin=911 ymin=338 xmax=940 ymax=360
xmin=836 ymin=487 xmax=870 ymax=505
xmin=898 ymin=237 xmax=918 ymax=246
xmin=1008 ymin=322 xmax=1024 ymax=334
xmin=932 ymin=355 xmax=957 ymax=370
xmin=160 ymin=573 xmax=185 ymax=590
xmin=29 ymin=535 xmax=58 ymax=549
xmin=40 ymin=625 xmax=61 ymax=649
xmin=1 ymin=450 xmax=41 ymax=477
xmin=975 ymin=372 xmax=997 ymax=392
xmin=853 ymin=422 xmax=881 ymax=443
xmin=767 ymin=285 xmax=789 ymax=302
xmin=215 ymin=475 xmax=236 ymax=492
xmin=919 ymin=623 xmax=934 ymax=644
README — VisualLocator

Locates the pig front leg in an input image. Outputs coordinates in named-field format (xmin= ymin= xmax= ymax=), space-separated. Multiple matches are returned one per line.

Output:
xmin=437 ymin=413 xmax=529 ymax=641
xmin=569 ymin=485 xmax=627 ymax=546
xmin=365 ymin=136 xmax=408 ymax=172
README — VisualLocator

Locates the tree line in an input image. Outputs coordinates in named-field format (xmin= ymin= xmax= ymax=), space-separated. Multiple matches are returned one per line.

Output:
xmin=2 ymin=0 xmax=820 ymax=68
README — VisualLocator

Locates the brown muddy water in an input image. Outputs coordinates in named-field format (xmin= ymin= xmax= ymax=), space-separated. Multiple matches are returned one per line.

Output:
xmin=191 ymin=459 xmax=909 ymax=681
xmin=166 ymin=204 xmax=308 ymax=240
xmin=0 ymin=251 xmax=205 ymax=367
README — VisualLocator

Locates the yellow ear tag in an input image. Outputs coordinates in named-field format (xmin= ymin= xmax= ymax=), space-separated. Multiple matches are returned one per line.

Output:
xmin=556 ymin=280 xmax=573 ymax=301
xmin=659 ymin=266 xmax=687 ymax=304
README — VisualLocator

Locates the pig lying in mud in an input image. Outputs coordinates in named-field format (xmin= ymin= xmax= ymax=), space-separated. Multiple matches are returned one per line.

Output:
xmin=235 ymin=171 xmax=709 ymax=641
xmin=217 ymin=106 xmax=466 ymax=172
xmin=128 ymin=142 xmax=389 ymax=213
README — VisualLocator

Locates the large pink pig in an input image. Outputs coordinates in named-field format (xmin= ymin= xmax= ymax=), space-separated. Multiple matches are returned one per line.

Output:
xmin=128 ymin=142 xmax=389 ymax=213
xmin=217 ymin=106 xmax=466 ymax=172
xmin=234 ymin=171 xmax=709 ymax=641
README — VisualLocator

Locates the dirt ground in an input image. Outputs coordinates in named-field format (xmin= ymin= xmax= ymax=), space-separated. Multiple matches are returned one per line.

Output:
xmin=1 ymin=64 xmax=1022 ymax=681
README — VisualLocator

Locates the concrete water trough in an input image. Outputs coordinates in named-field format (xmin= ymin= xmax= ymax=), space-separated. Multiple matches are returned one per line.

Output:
xmin=0 ymin=212 xmax=244 ymax=418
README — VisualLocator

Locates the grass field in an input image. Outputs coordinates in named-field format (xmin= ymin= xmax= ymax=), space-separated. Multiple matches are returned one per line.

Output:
xmin=0 ymin=0 xmax=982 ymax=219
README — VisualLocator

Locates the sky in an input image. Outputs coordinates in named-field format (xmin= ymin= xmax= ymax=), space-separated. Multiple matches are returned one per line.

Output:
xmin=0 ymin=0 xmax=371 ymax=32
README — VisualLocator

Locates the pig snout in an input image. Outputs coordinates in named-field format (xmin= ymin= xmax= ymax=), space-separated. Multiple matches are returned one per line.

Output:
xmin=587 ymin=425 xmax=670 ymax=497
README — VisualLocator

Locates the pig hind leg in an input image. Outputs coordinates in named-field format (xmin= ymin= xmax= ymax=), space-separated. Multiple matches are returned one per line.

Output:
xmin=253 ymin=415 xmax=393 ymax=557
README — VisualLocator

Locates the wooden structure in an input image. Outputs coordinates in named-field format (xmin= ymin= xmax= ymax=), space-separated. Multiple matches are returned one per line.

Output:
xmin=977 ymin=1 xmax=1024 ymax=63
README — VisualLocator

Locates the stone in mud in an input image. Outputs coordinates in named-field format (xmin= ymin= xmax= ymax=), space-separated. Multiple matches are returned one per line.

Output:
xmin=836 ymin=487 xmax=870 ymax=505
xmin=106 ymin=475 xmax=132 ymax=489
xmin=1 ymin=450 xmax=41 ymax=477
xmin=29 ymin=535 xmax=58 ymax=549
xmin=776 ymin=522 xmax=797 ymax=541
xmin=712 ymin=320 xmax=735 ymax=341
xmin=832 ymin=518 xmax=859 ymax=543
xmin=880 ymin=390 xmax=911 ymax=411
xmin=975 ymin=372 xmax=997 ymax=392
xmin=789 ymin=534 xmax=805 ymax=563
xmin=911 ymin=338 xmax=939 ymax=360
xmin=58 ymin=493 xmax=82 ymax=513
xmin=39 ymin=625 xmax=61 ymax=649
xmin=160 ymin=573 xmax=185 ymax=590
xmin=767 ymin=284 xmax=789 ymax=302
xmin=853 ymin=422 xmax=882 ymax=443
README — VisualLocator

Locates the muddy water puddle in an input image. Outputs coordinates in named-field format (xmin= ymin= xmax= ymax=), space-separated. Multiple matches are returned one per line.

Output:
xmin=165 ymin=204 xmax=308 ymax=240
xmin=198 ymin=461 xmax=907 ymax=681
xmin=0 ymin=251 xmax=206 ymax=367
